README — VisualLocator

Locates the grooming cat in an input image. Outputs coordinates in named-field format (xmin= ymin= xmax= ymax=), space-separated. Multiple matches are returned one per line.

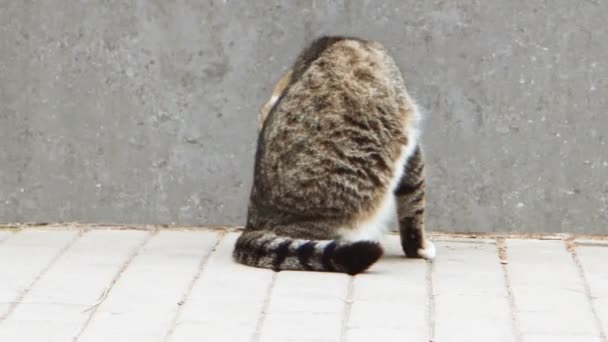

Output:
xmin=234 ymin=36 xmax=435 ymax=275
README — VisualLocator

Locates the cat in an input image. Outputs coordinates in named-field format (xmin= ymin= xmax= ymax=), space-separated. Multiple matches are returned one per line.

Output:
xmin=233 ymin=36 xmax=435 ymax=275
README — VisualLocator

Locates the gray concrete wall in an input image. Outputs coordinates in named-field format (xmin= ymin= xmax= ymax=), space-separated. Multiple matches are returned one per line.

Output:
xmin=1 ymin=1 xmax=607 ymax=234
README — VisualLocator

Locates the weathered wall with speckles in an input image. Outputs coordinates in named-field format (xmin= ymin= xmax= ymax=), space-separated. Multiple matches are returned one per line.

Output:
xmin=1 ymin=1 xmax=607 ymax=234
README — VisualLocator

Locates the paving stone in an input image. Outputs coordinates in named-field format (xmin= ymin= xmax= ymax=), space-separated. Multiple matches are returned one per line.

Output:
xmin=169 ymin=232 xmax=274 ymax=342
xmin=0 ymin=229 xmax=79 ymax=318
xmin=521 ymin=334 xmax=603 ymax=342
xmin=576 ymin=245 xmax=608 ymax=338
xmin=0 ymin=230 xmax=149 ymax=342
xmin=506 ymin=240 xmax=600 ymax=338
xmin=434 ymin=242 xmax=515 ymax=342
xmin=259 ymin=271 xmax=349 ymax=342
xmin=345 ymin=236 xmax=428 ymax=342
xmin=77 ymin=230 xmax=221 ymax=342
xmin=0 ymin=230 xmax=13 ymax=243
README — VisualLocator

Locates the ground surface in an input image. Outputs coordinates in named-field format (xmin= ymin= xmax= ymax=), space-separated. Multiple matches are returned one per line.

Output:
xmin=0 ymin=226 xmax=606 ymax=342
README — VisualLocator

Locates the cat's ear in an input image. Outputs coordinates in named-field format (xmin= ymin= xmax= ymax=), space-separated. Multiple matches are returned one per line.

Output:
xmin=257 ymin=69 xmax=292 ymax=132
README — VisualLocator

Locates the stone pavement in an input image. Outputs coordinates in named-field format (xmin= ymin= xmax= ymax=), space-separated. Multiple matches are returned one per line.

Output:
xmin=0 ymin=227 xmax=606 ymax=342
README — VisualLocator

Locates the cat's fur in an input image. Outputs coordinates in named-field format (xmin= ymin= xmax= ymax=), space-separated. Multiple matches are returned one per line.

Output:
xmin=233 ymin=36 xmax=435 ymax=275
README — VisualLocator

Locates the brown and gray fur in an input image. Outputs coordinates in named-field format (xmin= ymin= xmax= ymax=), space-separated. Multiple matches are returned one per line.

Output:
xmin=234 ymin=36 xmax=435 ymax=275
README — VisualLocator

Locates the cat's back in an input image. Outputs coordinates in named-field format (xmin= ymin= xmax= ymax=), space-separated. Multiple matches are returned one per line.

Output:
xmin=256 ymin=36 xmax=418 ymax=215
xmin=267 ymin=37 xmax=408 ymax=133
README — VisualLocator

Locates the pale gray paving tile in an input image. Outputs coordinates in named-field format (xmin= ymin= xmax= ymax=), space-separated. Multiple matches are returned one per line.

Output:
xmin=345 ymin=235 xmax=428 ymax=342
xmin=169 ymin=232 xmax=274 ymax=342
xmin=515 ymin=334 xmax=603 ymax=342
xmin=0 ymin=229 xmax=79 ymax=319
xmin=76 ymin=230 xmax=221 ymax=342
xmin=0 ymin=230 xmax=13 ymax=243
xmin=576 ymin=245 xmax=608 ymax=339
xmin=0 ymin=230 xmax=149 ymax=342
xmin=259 ymin=271 xmax=349 ymax=342
xmin=506 ymin=240 xmax=601 ymax=340
xmin=434 ymin=241 xmax=516 ymax=342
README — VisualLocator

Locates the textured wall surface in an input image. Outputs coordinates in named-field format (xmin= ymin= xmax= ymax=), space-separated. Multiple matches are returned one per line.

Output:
xmin=1 ymin=1 xmax=607 ymax=233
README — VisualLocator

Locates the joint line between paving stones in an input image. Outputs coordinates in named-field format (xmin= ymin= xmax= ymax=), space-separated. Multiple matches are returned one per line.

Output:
xmin=0 ymin=229 xmax=87 ymax=323
xmin=426 ymin=260 xmax=435 ymax=341
xmin=566 ymin=240 xmax=607 ymax=342
xmin=72 ymin=228 xmax=158 ymax=342
xmin=163 ymin=231 xmax=226 ymax=342
xmin=340 ymin=276 xmax=355 ymax=342
xmin=251 ymin=271 xmax=278 ymax=342
xmin=496 ymin=238 xmax=523 ymax=342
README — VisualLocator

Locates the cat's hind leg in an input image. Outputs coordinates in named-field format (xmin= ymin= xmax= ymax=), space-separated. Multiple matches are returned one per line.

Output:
xmin=394 ymin=145 xmax=436 ymax=259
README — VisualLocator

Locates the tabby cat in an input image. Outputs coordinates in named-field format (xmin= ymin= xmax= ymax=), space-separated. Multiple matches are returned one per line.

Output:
xmin=233 ymin=36 xmax=435 ymax=275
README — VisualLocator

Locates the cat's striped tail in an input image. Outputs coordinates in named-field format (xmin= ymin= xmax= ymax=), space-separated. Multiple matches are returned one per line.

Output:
xmin=233 ymin=230 xmax=383 ymax=275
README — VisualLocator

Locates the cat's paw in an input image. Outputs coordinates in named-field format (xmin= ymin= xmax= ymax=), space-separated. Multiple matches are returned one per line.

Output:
xmin=417 ymin=239 xmax=436 ymax=260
